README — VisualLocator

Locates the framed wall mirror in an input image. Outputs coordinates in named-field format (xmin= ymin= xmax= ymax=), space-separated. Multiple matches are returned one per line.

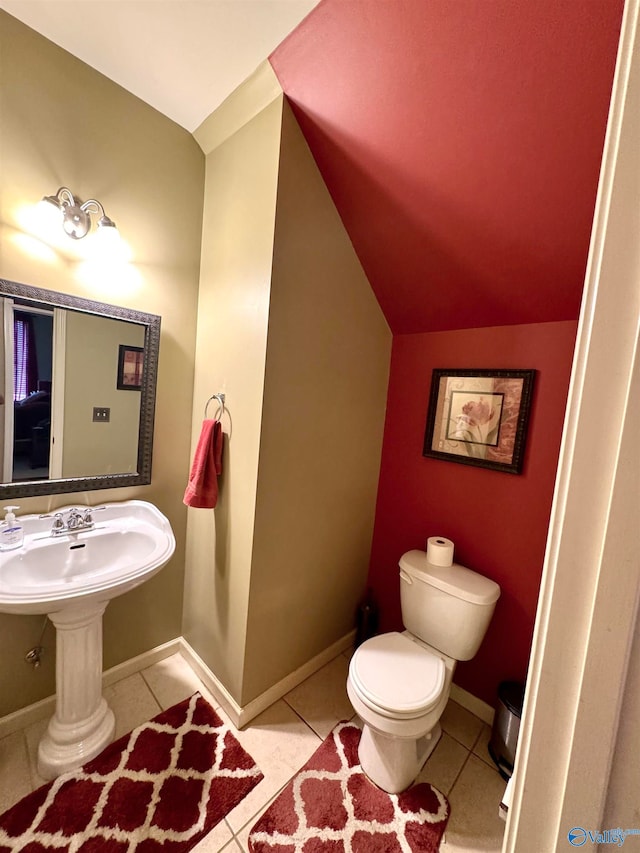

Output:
xmin=0 ymin=278 xmax=160 ymax=498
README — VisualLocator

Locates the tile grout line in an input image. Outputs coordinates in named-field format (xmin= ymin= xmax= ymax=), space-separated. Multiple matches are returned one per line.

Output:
xmin=230 ymin=775 xmax=290 ymax=847
xmin=469 ymin=723 xmax=506 ymax=778
xmin=24 ymin=718 xmax=47 ymax=794
xmin=469 ymin=721 xmax=485 ymax=753
xmin=438 ymin=719 xmax=486 ymax=798
xmin=446 ymin=744 xmax=473 ymax=799
xmin=221 ymin=698 xmax=322 ymax=845
xmin=21 ymin=728 xmax=36 ymax=796
xmin=137 ymin=667 xmax=165 ymax=713
xmin=281 ymin=695 xmax=328 ymax=741
xmin=228 ymin=699 xmax=329 ymax=849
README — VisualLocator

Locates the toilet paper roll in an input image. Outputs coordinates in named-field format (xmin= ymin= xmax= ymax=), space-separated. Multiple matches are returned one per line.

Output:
xmin=426 ymin=536 xmax=454 ymax=567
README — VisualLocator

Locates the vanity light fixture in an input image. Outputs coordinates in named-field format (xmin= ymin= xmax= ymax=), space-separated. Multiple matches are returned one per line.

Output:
xmin=41 ymin=187 xmax=118 ymax=241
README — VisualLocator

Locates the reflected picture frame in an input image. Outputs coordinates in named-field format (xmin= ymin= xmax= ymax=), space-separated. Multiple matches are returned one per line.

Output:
xmin=117 ymin=344 xmax=144 ymax=391
xmin=423 ymin=368 xmax=536 ymax=474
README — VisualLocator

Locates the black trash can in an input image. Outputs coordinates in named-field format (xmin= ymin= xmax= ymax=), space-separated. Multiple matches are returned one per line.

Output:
xmin=488 ymin=681 xmax=525 ymax=781
xmin=355 ymin=592 xmax=378 ymax=647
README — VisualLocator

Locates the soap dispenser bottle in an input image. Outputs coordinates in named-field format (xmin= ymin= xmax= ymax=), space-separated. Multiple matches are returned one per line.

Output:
xmin=0 ymin=505 xmax=23 ymax=551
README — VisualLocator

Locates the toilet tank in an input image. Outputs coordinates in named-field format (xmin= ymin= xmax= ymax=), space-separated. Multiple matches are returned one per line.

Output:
xmin=399 ymin=550 xmax=500 ymax=661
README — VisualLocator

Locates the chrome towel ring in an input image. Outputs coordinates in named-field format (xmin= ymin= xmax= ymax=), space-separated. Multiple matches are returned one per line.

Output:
xmin=204 ymin=393 xmax=225 ymax=420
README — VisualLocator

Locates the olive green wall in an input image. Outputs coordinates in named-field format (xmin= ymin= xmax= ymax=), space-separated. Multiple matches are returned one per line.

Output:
xmin=183 ymin=87 xmax=283 ymax=702
xmin=183 ymin=71 xmax=391 ymax=707
xmin=244 ymin=101 xmax=391 ymax=704
xmin=0 ymin=11 xmax=204 ymax=717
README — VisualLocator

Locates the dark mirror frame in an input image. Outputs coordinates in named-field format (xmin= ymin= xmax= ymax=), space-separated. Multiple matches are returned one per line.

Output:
xmin=0 ymin=277 xmax=160 ymax=499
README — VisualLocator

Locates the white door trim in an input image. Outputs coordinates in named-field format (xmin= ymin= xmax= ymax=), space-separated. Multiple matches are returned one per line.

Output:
xmin=49 ymin=308 xmax=67 ymax=479
xmin=504 ymin=0 xmax=640 ymax=849
xmin=2 ymin=299 xmax=14 ymax=483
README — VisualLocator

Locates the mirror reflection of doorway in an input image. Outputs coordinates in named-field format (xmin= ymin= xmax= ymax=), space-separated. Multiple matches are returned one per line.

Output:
xmin=3 ymin=302 xmax=54 ymax=482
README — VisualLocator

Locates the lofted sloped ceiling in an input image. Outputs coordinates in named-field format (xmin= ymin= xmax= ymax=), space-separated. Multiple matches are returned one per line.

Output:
xmin=270 ymin=0 xmax=625 ymax=334
xmin=1 ymin=0 xmax=624 ymax=334
xmin=0 ymin=0 xmax=321 ymax=132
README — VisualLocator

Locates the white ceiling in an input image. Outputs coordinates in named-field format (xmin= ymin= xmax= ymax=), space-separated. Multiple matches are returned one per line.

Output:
xmin=0 ymin=0 xmax=320 ymax=132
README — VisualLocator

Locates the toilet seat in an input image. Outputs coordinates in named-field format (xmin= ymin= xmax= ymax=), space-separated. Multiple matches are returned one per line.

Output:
xmin=350 ymin=632 xmax=445 ymax=719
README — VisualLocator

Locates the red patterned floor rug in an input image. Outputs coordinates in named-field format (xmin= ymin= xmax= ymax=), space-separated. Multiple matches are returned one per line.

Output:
xmin=248 ymin=720 xmax=449 ymax=853
xmin=0 ymin=692 xmax=263 ymax=852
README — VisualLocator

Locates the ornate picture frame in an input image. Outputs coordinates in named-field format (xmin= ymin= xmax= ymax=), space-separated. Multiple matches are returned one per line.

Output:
xmin=423 ymin=368 xmax=536 ymax=474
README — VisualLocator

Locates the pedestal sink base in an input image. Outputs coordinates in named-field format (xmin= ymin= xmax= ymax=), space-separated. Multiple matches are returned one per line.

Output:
xmin=38 ymin=699 xmax=116 ymax=780
xmin=37 ymin=602 xmax=115 ymax=780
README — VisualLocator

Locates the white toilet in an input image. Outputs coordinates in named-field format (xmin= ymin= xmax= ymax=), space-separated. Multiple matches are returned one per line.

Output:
xmin=347 ymin=549 xmax=500 ymax=793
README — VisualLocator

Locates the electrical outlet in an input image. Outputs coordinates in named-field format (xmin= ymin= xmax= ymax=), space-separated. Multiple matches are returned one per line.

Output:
xmin=93 ymin=407 xmax=110 ymax=422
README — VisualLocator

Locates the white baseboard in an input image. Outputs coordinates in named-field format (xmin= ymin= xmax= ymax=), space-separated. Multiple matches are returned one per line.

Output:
xmin=0 ymin=692 xmax=57 ymax=740
xmin=179 ymin=630 xmax=356 ymax=728
xmin=102 ymin=638 xmax=182 ymax=688
xmin=0 ymin=633 xmax=356 ymax=737
xmin=177 ymin=640 xmax=244 ymax=725
xmin=0 ymin=631 xmax=494 ymax=740
xmin=0 ymin=638 xmax=182 ymax=740
xmin=450 ymin=682 xmax=495 ymax=725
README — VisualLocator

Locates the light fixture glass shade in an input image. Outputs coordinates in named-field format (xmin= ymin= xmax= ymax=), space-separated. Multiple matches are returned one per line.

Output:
xmin=93 ymin=217 xmax=122 ymax=256
xmin=97 ymin=213 xmax=117 ymax=231
xmin=36 ymin=196 xmax=64 ymax=236
xmin=41 ymin=194 xmax=62 ymax=211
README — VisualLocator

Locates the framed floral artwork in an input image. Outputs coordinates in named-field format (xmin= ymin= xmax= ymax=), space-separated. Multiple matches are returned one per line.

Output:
xmin=423 ymin=369 xmax=536 ymax=474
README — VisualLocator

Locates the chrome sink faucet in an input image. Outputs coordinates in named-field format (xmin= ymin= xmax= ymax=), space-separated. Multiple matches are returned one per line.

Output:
xmin=49 ymin=507 xmax=103 ymax=537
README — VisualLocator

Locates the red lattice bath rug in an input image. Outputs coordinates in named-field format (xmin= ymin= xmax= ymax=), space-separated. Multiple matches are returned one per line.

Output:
xmin=0 ymin=692 xmax=263 ymax=852
xmin=248 ymin=720 xmax=449 ymax=852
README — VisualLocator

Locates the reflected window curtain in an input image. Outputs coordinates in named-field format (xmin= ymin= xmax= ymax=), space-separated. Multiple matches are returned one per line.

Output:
xmin=14 ymin=311 xmax=38 ymax=401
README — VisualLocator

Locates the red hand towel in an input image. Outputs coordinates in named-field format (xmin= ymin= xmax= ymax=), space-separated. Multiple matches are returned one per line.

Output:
xmin=183 ymin=419 xmax=223 ymax=508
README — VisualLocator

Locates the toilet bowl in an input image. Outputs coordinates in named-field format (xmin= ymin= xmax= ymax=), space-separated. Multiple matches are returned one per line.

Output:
xmin=347 ymin=549 xmax=500 ymax=793
xmin=347 ymin=631 xmax=455 ymax=793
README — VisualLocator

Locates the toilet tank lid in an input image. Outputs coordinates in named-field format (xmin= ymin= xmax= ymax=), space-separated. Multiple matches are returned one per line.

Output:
xmin=400 ymin=550 xmax=501 ymax=605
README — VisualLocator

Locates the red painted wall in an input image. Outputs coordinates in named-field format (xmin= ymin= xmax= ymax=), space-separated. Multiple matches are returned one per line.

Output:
xmin=271 ymin=0 xmax=623 ymax=333
xmin=368 ymin=321 xmax=577 ymax=705
xmin=270 ymin=0 xmax=615 ymax=705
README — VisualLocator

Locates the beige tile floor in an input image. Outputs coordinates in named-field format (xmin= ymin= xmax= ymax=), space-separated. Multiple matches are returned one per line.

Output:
xmin=0 ymin=650 xmax=507 ymax=852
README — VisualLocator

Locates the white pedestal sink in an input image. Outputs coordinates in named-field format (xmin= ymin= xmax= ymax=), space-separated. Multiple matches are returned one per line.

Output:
xmin=0 ymin=500 xmax=175 ymax=779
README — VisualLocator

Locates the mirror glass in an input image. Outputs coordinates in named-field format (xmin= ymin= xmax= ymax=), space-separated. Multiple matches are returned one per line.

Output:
xmin=0 ymin=278 xmax=160 ymax=498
